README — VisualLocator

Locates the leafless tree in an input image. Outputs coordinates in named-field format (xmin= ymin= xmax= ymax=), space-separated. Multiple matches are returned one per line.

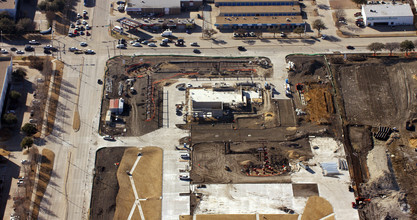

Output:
xmin=385 ymin=42 xmax=400 ymax=56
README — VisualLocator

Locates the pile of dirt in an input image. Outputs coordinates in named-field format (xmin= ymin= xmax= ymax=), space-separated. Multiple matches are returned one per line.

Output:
xmin=304 ymin=84 xmax=334 ymax=124
xmin=287 ymin=55 xmax=328 ymax=83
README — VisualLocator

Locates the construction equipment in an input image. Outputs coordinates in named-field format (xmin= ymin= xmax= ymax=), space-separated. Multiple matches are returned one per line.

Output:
xmin=352 ymin=197 xmax=371 ymax=209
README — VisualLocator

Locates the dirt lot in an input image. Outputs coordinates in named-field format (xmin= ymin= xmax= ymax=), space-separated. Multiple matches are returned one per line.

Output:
xmin=100 ymin=56 xmax=272 ymax=137
xmin=190 ymin=140 xmax=312 ymax=184
xmin=90 ymin=147 xmax=127 ymax=220
xmin=330 ymin=56 xmax=417 ymax=219
xmin=335 ymin=58 xmax=413 ymax=127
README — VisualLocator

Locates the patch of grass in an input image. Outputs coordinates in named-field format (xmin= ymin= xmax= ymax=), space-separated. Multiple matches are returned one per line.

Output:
xmin=45 ymin=60 xmax=64 ymax=136
xmin=31 ymin=148 xmax=55 ymax=219
xmin=72 ymin=110 xmax=80 ymax=131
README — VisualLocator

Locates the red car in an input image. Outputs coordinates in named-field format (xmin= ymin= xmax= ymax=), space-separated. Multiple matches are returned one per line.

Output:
xmin=354 ymin=12 xmax=362 ymax=17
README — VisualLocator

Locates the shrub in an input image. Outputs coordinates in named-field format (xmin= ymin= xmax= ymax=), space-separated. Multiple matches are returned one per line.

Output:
xmin=21 ymin=123 xmax=37 ymax=136
xmin=12 ymin=68 xmax=27 ymax=81
xmin=16 ymin=18 xmax=36 ymax=34
xmin=9 ymin=90 xmax=21 ymax=101
xmin=3 ymin=113 xmax=17 ymax=124
xmin=20 ymin=137 xmax=34 ymax=149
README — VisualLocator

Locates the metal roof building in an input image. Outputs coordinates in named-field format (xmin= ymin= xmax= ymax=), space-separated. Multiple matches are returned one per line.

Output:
xmin=214 ymin=0 xmax=304 ymax=30
xmin=362 ymin=3 xmax=414 ymax=26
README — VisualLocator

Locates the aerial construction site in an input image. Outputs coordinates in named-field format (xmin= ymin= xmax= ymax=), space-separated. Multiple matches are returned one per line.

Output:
xmin=90 ymin=54 xmax=417 ymax=220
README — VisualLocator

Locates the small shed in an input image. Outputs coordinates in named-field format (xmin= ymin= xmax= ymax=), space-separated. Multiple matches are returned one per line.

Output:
xmin=320 ymin=162 xmax=339 ymax=176
xmin=105 ymin=110 xmax=112 ymax=125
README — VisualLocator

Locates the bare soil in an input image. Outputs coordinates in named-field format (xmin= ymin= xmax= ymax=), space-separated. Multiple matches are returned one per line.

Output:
xmin=100 ymin=56 xmax=272 ymax=137
xmin=89 ymin=147 xmax=127 ymax=220
xmin=190 ymin=140 xmax=312 ymax=184
xmin=330 ymin=56 xmax=417 ymax=219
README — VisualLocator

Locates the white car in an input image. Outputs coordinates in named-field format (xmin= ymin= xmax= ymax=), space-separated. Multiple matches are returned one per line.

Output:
xmin=85 ymin=49 xmax=95 ymax=54
xmin=28 ymin=40 xmax=39 ymax=45
xmin=16 ymin=50 xmax=24 ymax=54
xmin=69 ymin=47 xmax=78 ymax=52
xmin=1 ymin=49 xmax=8 ymax=54
xmin=132 ymin=42 xmax=142 ymax=47
xmin=82 ymin=20 xmax=87 ymax=25
xmin=86 ymin=24 xmax=91 ymax=30
xmin=77 ymin=13 xmax=82 ymax=19
xmin=80 ymin=42 xmax=88 ymax=47
xmin=190 ymin=42 xmax=198 ymax=46
xmin=116 ymin=44 xmax=126 ymax=49
xmin=148 ymin=43 xmax=156 ymax=47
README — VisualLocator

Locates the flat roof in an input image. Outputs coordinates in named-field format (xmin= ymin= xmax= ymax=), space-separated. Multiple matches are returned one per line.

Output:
xmin=362 ymin=4 xmax=413 ymax=17
xmin=216 ymin=0 xmax=297 ymax=3
xmin=190 ymin=88 xmax=244 ymax=104
xmin=0 ymin=0 xmax=15 ymax=10
xmin=220 ymin=5 xmax=300 ymax=13
xmin=216 ymin=15 xmax=303 ymax=25
xmin=127 ymin=0 xmax=180 ymax=9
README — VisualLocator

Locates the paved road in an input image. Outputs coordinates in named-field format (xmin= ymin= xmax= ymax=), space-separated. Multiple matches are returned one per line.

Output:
xmin=2 ymin=1 xmax=413 ymax=219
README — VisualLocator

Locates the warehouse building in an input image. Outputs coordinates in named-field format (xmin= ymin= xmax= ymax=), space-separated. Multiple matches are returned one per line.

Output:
xmin=189 ymin=88 xmax=246 ymax=118
xmin=214 ymin=0 xmax=304 ymax=30
xmin=362 ymin=4 xmax=414 ymax=26
xmin=125 ymin=0 xmax=202 ymax=15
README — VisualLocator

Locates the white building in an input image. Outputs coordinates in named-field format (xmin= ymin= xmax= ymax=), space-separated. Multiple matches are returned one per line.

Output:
xmin=189 ymin=88 xmax=246 ymax=118
xmin=0 ymin=0 xmax=19 ymax=19
xmin=0 ymin=58 xmax=13 ymax=128
xmin=362 ymin=4 xmax=414 ymax=26
xmin=126 ymin=0 xmax=181 ymax=15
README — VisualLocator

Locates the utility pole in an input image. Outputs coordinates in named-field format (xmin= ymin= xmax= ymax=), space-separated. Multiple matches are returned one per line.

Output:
xmin=1 ymin=30 xmax=3 ymax=49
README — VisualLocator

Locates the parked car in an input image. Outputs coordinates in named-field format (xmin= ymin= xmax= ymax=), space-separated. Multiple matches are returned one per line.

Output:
xmin=70 ymin=23 xmax=75 ymax=28
xmin=86 ymin=24 xmax=91 ymax=30
xmin=16 ymin=50 xmax=24 ymax=54
xmin=1 ymin=49 xmax=8 ymax=54
xmin=69 ymin=47 xmax=78 ymax=52
xmin=80 ymin=42 xmax=88 ymax=47
xmin=76 ymin=20 xmax=81 ymax=25
xmin=10 ymin=47 xmax=17 ymax=51
xmin=132 ymin=42 xmax=142 ymax=47
xmin=354 ymin=12 xmax=362 ymax=17
xmin=82 ymin=20 xmax=87 ymax=25
xmin=190 ymin=42 xmax=199 ymax=47
xmin=238 ymin=46 xmax=246 ymax=51
xmin=148 ymin=43 xmax=156 ymax=47
xmin=77 ymin=13 xmax=82 ymax=19
xmin=103 ymin=135 xmax=115 ymax=141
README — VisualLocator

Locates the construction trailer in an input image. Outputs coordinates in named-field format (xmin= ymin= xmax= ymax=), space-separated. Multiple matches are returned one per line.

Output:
xmin=109 ymin=98 xmax=124 ymax=115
